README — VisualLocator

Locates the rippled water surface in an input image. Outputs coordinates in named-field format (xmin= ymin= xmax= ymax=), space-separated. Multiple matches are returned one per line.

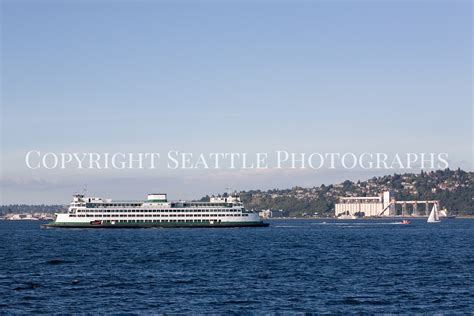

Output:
xmin=1 ymin=219 xmax=473 ymax=313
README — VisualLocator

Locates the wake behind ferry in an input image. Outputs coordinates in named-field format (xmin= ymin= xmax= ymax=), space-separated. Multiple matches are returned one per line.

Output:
xmin=43 ymin=193 xmax=269 ymax=228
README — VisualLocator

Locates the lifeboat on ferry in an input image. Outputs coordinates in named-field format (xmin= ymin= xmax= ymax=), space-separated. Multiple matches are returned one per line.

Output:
xmin=90 ymin=220 xmax=102 ymax=226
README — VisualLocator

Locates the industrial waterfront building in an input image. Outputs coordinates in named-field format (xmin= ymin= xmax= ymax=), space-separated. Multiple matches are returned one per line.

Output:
xmin=335 ymin=191 xmax=440 ymax=217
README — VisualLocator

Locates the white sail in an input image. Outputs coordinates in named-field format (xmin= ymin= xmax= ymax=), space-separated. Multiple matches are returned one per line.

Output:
xmin=427 ymin=204 xmax=440 ymax=223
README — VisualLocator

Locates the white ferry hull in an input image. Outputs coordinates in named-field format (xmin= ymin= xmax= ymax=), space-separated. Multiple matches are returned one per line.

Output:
xmin=42 ymin=192 xmax=269 ymax=229
xmin=42 ymin=221 xmax=269 ymax=228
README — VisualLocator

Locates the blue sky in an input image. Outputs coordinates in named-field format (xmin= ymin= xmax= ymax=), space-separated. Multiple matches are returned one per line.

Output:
xmin=1 ymin=0 xmax=472 ymax=203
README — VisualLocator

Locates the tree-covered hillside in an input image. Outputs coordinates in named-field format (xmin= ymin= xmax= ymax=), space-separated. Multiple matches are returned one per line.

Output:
xmin=214 ymin=169 xmax=473 ymax=217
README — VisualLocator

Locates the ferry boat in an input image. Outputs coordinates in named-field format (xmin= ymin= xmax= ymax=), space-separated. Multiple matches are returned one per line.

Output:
xmin=42 ymin=193 xmax=269 ymax=228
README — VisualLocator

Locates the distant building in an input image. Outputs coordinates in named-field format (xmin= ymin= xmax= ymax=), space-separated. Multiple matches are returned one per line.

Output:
xmin=5 ymin=214 xmax=39 ymax=220
xmin=335 ymin=191 xmax=441 ymax=217
xmin=335 ymin=191 xmax=391 ymax=217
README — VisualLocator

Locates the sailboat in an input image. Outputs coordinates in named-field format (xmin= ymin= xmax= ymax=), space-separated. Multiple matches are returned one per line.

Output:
xmin=427 ymin=204 xmax=441 ymax=223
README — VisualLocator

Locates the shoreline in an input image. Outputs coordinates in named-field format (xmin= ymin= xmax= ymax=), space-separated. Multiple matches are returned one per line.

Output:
xmin=266 ymin=216 xmax=474 ymax=220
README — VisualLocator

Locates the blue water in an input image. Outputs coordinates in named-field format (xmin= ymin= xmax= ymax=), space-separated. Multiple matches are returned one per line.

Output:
xmin=0 ymin=219 xmax=473 ymax=313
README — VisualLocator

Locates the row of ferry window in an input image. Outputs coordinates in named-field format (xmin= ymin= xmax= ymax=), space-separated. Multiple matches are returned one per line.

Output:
xmin=87 ymin=204 xmax=142 ymax=208
xmin=86 ymin=203 xmax=236 ymax=208
xmin=76 ymin=214 xmax=238 ymax=217
xmin=184 ymin=204 xmax=243 ymax=207
xmin=75 ymin=209 xmax=240 ymax=213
